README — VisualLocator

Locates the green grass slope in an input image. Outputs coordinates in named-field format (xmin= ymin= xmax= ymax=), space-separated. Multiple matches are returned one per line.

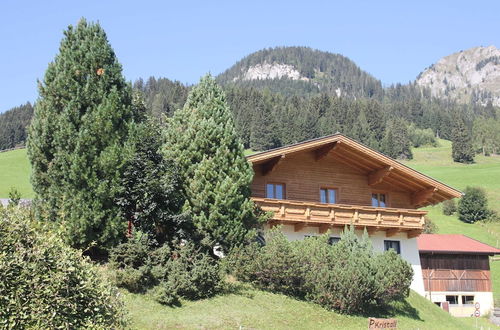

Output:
xmin=0 ymin=148 xmax=32 ymax=198
xmin=123 ymin=288 xmax=493 ymax=329
xmin=402 ymin=139 xmax=500 ymax=303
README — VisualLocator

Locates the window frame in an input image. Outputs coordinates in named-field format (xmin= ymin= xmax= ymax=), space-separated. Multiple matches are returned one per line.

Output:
xmin=445 ymin=295 xmax=459 ymax=305
xmin=319 ymin=187 xmax=338 ymax=204
xmin=384 ymin=240 xmax=401 ymax=254
xmin=371 ymin=191 xmax=389 ymax=208
xmin=266 ymin=182 xmax=286 ymax=200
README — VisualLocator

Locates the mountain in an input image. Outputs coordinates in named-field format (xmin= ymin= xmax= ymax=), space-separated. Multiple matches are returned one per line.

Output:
xmin=416 ymin=46 xmax=500 ymax=106
xmin=217 ymin=46 xmax=383 ymax=98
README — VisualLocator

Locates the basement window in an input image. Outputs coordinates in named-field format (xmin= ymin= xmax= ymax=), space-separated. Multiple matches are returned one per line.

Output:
xmin=446 ymin=295 xmax=459 ymax=305
xmin=462 ymin=295 xmax=474 ymax=305
xmin=328 ymin=237 xmax=340 ymax=245
xmin=266 ymin=183 xmax=284 ymax=200
xmin=384 ymin=240 xmax=401 ymax=254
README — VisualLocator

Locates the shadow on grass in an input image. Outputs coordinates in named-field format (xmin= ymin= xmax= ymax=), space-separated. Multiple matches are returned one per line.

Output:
xmin=356 ymin=299 xmax=422 ymax=321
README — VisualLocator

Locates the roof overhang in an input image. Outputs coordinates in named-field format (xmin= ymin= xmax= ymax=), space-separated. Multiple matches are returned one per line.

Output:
xmin=247 ymin=134 xmax=463 ymax=207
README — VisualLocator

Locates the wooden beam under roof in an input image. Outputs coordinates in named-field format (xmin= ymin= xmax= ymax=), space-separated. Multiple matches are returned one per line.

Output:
xmin=332 ymin=152 xmax=371 ymax=173
xmin=315 ymin=141 xmax=340 ymax=161
xmin=368 ymin=166 xmax=393 ymax=186
xmin=261 ymin=154 xmax=285 ymax=176
xmin=294 ymin=223 xmax=306 ymax=232
xmin=335 ymin=144 xmax=383 ymax=169
xmin=407 ymin=230 xmax=421 ymax=239
xmin=318 ymin=224 xmax=330 ymax=234
xmin=386 ymin=228 xmax=399 ymax=237
xmin=411 ymin=187 xmax=438 ymax=206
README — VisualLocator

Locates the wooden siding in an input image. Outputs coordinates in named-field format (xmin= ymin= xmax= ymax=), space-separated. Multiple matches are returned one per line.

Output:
xmin=420 ymin=254 xmax=492 ymax=292
xmin=251 ymin=151 xmax=415 ymax=209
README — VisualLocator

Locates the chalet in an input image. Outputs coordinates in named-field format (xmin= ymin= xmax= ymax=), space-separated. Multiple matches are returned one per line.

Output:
xmin=418 ymin=234 xmax=500 ymax=317
xmin=247 ymin=134 xmax=462 ymax=295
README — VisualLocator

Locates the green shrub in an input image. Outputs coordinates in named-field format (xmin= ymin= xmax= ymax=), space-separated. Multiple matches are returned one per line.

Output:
xmin=109 ymin=233 xmax=155 ymax=292
xmin=458 ymin=187 xmax=490 ymax=223
xmin=408 ymin=125 xmax=438 ymax=148
xmin=442 ymin=199 xmax=457 ymax=216
xmin=423 ymin=216 xmax=438 ymax=234
xmin=109 ymin=239 xmax=223 ymax=305
xmin=225 ymin=226 xmax=413 ymax=314
xmin=0 ymin=207 xmax=126 ymax=329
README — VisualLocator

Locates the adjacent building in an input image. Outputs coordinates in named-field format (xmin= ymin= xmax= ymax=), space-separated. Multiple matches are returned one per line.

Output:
xmin=418 ymin=234 xmax=500 ymax=317
xmin=246 ymin=134 xmax=462 ymax=294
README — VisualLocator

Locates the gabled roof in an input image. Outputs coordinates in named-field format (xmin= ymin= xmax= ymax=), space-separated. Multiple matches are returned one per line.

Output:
xmin=418 ymin=234 xmax=500 ymax=255
xmin=247 ymin=134 xmax=462 ymax=207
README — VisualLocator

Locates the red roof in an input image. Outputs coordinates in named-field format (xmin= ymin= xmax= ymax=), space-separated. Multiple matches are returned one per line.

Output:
xmin=418 ymin=234 xmax=500 ymax=255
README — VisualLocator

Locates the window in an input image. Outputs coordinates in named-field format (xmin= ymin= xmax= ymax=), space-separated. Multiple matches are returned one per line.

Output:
xmin=320 ymin=188 xmax=337 ymax=204
xmin=446 ymin=295 xmax=459 ymax=305
xmin=384 ymin=240 xmax=401 ymax=254
xmin=462 ymin=295 xmax=474 ymax=305
xmin=266 ymin=183 xmax=284 ymax=199
xmin=328 ymin=237 xmax=340 ymax=245
xmin=372 ymin=193 xmax=387 ymax=207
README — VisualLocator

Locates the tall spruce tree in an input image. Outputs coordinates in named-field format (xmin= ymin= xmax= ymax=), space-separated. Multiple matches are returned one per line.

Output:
xmin=451 ymin=116 xmax=474 ymax=163
xmin=163 ymin=74 xmax=262 ymax=254
xmin=27 ymin=19 xmax=138 ymax=250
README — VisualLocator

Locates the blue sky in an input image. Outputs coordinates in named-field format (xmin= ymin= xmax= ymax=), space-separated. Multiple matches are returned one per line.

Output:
xmin=1 ymin=0 xmax=499 ymax=112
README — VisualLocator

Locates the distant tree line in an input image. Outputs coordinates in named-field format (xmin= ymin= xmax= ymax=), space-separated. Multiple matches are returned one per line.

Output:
xmin=0 ymin=102 xmax=33 ymax=150
xmin=134 ymin=76 xmax=499 ymax=161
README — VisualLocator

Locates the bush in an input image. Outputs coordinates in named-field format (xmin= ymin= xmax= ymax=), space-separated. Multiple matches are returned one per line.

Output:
xmin=225 ymin=226 xmax=413 ymax=314
xmin=423 ymin=216 xmax=438 ymax=234
xmin=442 ymin=199 xmax=457 ymax=216
xmin=0 ymin=207 xmax=126 ymax=329
xmin=458 ymin=187 xmax=490 ymax=223
xmin=109 ymin=238 xmax=223 ymax=305
xmin=408 ymin=125 xmax=438 ymax=148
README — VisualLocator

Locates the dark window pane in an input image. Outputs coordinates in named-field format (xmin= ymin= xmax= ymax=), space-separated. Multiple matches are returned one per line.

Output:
xmin=384 ymin=240 xmax=401 ymax=254
xmin=328 ymin=237 xmax=340 ymax=245
xmin=329 ymin=189 xmax=336 ymax=204
xmin=275 ymin=184 xmax=283 ymax=199
xmin=266 ymin=184 xmax=274 ymax=198
xmin=320 ymin=189 xmax=327 ymax=203
xmin=379 ymin=194 xmax=386 ymax=207
xmin=446 ymin=295 xmax=459 ymax=305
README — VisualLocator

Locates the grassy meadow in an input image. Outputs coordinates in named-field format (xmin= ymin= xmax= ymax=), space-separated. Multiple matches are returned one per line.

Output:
xmin=0 ymin=148 xmax=32 ymax=198
xmin=122 ymin=287 xmax=494 ymax=330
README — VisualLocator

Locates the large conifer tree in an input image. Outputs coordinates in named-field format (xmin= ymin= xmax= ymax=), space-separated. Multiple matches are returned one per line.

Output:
xmin=27 ymin=19 xmax=137 ymax=249
xmin=163 ymin=75 xmax=261 ymax=254
xmin=451 ymin=116 xmax=474 ymax=163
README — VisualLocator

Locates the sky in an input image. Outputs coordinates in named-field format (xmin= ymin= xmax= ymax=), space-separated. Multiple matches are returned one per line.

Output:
xmin=1 ymin=0 xmax=499 ymax=112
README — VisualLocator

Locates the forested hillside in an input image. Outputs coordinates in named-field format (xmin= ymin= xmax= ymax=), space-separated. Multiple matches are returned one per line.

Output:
xmin=0 ymin=103 xmax=33 ymax=150
xmin=2 ymin=47 xmax=500 ymax=160
xmin=217 ymin=46 xmax=384 ymax=98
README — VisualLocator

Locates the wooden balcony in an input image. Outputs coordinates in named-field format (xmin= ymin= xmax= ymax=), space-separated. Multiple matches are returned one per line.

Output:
xmin=252 ymin=197 xmax=426 ymax=238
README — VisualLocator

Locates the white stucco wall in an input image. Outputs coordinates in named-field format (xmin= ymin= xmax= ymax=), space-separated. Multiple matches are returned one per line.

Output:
xmin=425 ymin=291 xmax=494 ymax=317
xmin=264 ymin=224 xmax=426 ymax=296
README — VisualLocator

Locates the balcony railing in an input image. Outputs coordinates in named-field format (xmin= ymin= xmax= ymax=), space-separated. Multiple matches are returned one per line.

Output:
xmin=252 ymin=197 xmax=426 ymax=237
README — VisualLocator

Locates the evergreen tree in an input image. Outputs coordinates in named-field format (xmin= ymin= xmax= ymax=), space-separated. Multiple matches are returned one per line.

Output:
xmin=163 ymin=74 xmax=262 ymax=254
xmin=27 ymin=19 xmax=138 ymax=250
xmin=451 ymin=116 xmax=474 ymax=163
xmin=381 ymin=118 xmax=413 ymax=160
xmin=458 ymin=187 xmax=490 ymax=223
xmin=118 ymin=115 xmax=190 ymax=246
xmin=249 ymin=92 xmax=277 ymax=151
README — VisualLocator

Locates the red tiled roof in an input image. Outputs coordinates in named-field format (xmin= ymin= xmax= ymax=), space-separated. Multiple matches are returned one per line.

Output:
xmin=418 ymin=234 xmax=500 ymax=255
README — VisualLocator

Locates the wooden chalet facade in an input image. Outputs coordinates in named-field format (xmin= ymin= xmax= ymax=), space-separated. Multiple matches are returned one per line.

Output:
xmin=246 ymin=134 xmax=462 ymax=295
xmin=418 ymin=234 xmax=500 ymax=316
